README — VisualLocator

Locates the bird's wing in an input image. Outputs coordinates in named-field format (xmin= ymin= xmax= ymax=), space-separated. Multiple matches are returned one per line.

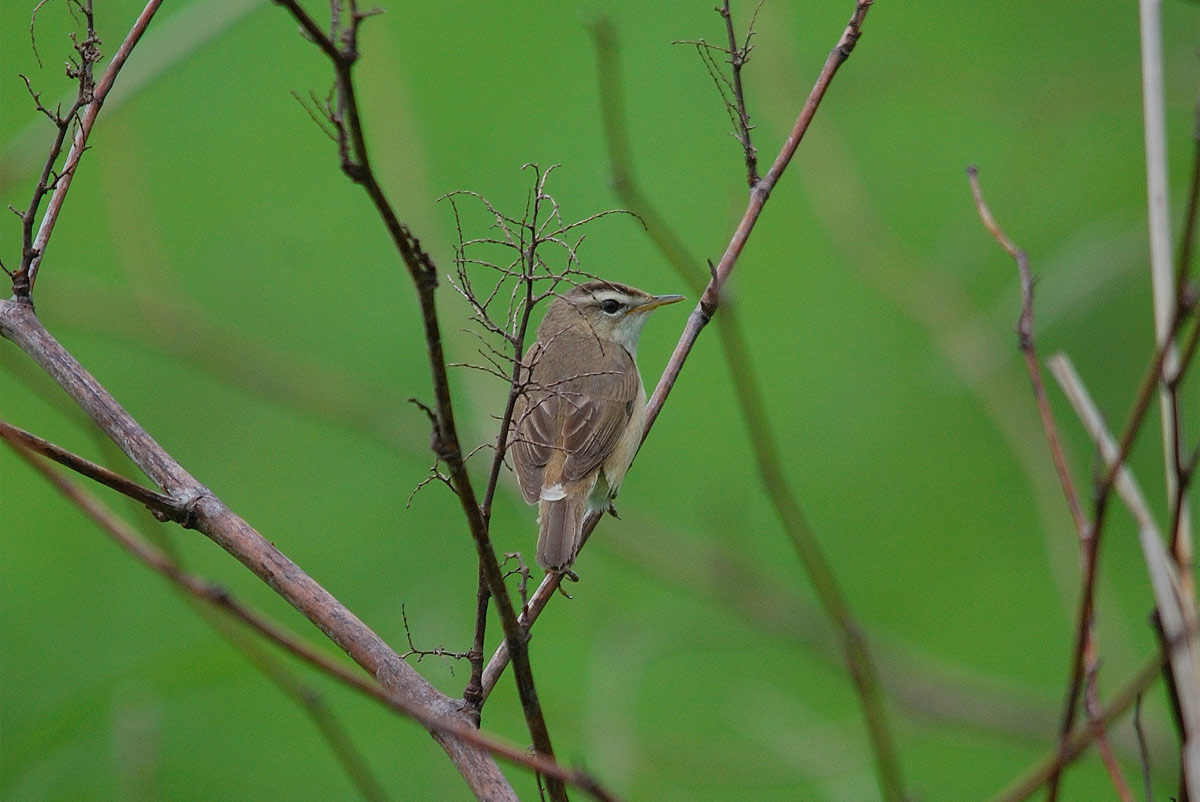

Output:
xmin=510 ymin=343 xmax=548 ymax=505
xmin=511 ymin=336 xmax=639 ymax=497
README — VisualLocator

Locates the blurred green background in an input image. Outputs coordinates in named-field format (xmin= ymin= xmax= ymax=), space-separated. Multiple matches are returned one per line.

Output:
xmin=2 ymin=0 xmax=1197 ymax=800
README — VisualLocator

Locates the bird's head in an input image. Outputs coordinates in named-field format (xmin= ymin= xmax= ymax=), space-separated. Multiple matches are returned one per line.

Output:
xmin=541 ymin=280 xmax=685 ymax=355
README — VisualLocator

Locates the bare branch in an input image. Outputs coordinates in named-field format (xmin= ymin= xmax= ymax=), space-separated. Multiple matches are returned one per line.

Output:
xmin=987 ymin=656 xmax=1167 ymax=802
xmin=966 ymin=166 xmax=1124 ymax=795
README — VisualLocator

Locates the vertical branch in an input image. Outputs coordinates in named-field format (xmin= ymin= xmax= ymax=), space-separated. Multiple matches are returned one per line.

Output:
xmin=271 ymin=5 xmax=566 ymax=798
xmin=718 ymin=0 xmax=760 ymax=186
xmin=966 ymin=166 xmax=1086 ymax=534
xmin=1139 ymin=1 xmax=1198 ymax=788
xmin=1139 ymin=0 xmax=1194 ymax=625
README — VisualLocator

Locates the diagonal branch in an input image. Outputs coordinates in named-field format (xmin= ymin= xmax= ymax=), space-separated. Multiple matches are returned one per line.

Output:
xmin=484 ymin=4 xmax=903 ymax=801
xmin=1050 ymin=353 xmax=1200 ymax=799
xmin=987 ymin=654 xmax=1167 ymax=802
xmin=0 ymin=419 xmax=181 ymax=521
xmin=0 ymin=295 xmax=520 ymax=799
xmin=590 ymin=7 xmax=905 ymax=800
xmin=2 ymin=435 xmax=621 ymax=801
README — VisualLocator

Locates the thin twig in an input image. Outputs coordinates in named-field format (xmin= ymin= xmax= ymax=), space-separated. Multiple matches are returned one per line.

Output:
xmin=966 ymin=165 xmax=1087 ymax=535
xmin=966 ymin=166 xmax=1130 ymax=797
xmin=0 ymin=419 xmax=183 ymax=521
xmin=1084 ymin=663 xmax=1136 ymax=802
xmin=1135 ymin=692 xmax=1156 ymax=802
xmin=718 ymin=0 xmax=761 ymax=186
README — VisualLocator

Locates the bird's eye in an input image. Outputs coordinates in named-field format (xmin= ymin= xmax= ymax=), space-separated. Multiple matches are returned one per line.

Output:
xmin=600 ymin=299 xmax=622 ymax=314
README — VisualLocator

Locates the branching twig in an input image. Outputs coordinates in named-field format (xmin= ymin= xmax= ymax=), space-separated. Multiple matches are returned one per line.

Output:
xmin=440 ymin=166 xmax=623 ymax=724
xmin=674 ymin=0 xmax=763 ymax=187
xmin=718 ymin=0 xmax=762 ymax=185
xmin=0 ymin=293 xmax=528 ymax=798
xmin=12 ymin=0 xmax=167 ymax=296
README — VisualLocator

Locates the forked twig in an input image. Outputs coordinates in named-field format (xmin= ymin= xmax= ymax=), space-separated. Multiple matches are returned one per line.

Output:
xmin=13 ymin=0 xmax=167 ymax=296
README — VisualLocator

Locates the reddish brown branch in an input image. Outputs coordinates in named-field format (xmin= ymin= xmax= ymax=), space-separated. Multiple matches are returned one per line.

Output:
xmin=966 ymin=166 xmax=1087 ymax=535
xmin=645 ymin=0 xmax=872 ymax=429
xmin=988 ymin=655 xmax=1166 ymax=802
xmin=0 ymin=297 xmax=516 ymax=799
xmin=718 ymin=0 xmax=760 ymax=186
xmin=485 ymin=5 xmax=901 ymax=801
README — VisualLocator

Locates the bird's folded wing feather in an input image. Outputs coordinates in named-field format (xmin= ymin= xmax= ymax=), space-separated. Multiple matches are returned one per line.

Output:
xmin=511 ymin=338 xmax=638 ymax=501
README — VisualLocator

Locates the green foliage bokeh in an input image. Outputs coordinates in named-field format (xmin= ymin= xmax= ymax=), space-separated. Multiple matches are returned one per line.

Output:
xmin=1 ymin=1 xmax=1197 ymax=800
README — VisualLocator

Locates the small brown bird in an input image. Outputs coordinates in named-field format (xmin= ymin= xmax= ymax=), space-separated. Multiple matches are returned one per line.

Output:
xmin=510 ymin=280 xmax=684 ymax=572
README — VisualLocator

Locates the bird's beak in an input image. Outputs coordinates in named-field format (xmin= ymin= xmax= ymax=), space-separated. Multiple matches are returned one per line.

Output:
xmin=629 ymin=294 xmax=686 ymax=314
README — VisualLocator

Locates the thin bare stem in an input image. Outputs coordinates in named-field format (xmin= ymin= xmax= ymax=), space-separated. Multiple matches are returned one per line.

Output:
xmin=967 ymin=166 xmax=1087 ymax=535
xmin=0 ymin=419 xmax=181 ymax=520
xmin=718 ymin=0 xmax=760 ymax=186
xmin=966 ymin=166 xmax=1128 ymax=797
xmin=644 ymin=0 xmax=873 ymax=430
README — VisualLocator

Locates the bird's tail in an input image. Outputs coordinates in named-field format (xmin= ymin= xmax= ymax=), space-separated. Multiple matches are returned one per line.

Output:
xmin=537 ymin=495 xmax=586 ymax=572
